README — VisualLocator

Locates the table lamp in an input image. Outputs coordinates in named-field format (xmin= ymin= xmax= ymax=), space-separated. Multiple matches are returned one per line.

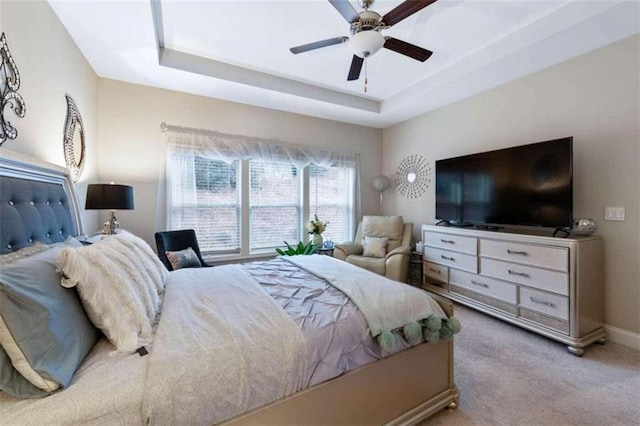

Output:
xmin=85 ymin=183 xmax=134 ymax=234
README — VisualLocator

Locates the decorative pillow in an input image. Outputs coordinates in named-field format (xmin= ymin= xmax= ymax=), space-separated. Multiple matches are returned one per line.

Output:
xmin=362 ymin=236 xmax=388 ymax=258
xmin=57 ymin=233 xmax=169 ymax=353
xmin=0 ymin=238 xmax=100 ymax=397
xmin=166 ymin=247 xmax=202 ymax=270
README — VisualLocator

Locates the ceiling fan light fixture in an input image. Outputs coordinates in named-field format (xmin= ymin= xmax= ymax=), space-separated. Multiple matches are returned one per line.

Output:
xmin=349 ymin=30 xmax=385 ymax=58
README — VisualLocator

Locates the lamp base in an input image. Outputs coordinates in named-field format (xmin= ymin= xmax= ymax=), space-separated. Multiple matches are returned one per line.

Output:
xmin=100 ymin=210 xmax=121 ymax=235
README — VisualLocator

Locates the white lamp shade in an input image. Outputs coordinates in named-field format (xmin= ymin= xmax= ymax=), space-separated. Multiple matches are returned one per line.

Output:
xmin=373 ymin=175 xmax=391 ymax=192
xmin=349 ymin=31 xmax=385 ymax=58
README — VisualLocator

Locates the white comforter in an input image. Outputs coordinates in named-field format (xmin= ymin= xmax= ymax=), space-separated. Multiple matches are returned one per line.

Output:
xmin=142 ymin=265 xmax=308 ymax=425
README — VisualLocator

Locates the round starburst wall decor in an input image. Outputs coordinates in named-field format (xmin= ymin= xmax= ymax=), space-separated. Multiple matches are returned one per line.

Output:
xmin=394 ymin=154 xmax=431 ymax=199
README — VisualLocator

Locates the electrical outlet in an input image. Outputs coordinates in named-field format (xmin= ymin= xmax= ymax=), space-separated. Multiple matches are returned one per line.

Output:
xmin=604 ymin=207 xmax=625 ymax=221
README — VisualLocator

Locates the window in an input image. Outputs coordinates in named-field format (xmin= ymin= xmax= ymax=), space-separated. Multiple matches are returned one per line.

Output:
xmin=250 ymin=161 xmax=300 ymax=250
xmin=309 ymin=164 xmax=355 ymax=244
xmin=164 ymin=132 xmax=359 ymax=258
xmin=168 ymin=155 xmax=240 ymax=255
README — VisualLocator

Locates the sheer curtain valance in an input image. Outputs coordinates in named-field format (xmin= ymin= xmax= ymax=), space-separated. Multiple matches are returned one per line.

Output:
xmin=166 ymin=130 xmax=359 ymax=170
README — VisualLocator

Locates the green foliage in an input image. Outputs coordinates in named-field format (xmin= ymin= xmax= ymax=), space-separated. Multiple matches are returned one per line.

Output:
xmin=275 ymin=240 xmax=318 ymax=256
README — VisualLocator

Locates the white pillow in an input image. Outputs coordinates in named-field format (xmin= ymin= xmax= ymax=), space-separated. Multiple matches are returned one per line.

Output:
xmin=362 ymin=236 xmax=388 ymax=258
xmin=57 ymin=233 xmax=169 ymax=353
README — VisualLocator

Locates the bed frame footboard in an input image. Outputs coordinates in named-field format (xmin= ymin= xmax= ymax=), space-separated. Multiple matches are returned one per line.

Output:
xmin=224 ymin=295 xmax=457 ymax=426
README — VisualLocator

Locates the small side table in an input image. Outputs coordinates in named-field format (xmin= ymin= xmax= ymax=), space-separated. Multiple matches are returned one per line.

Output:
xmin=317 ymin=247 xmax=334 ymax=256
xmin=409 ymin=250 xmax=423 ymax=286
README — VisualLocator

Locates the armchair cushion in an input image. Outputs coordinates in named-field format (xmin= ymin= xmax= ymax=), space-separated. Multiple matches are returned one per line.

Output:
xmin=361 ymin=216 xmax=404 ymax=252
xmin=362 ymin=236 xmax=388 ymax=258
xmin=345 ymin=255 xmax=386 ymax=276
xmin=333 ymin=242 xmax=363 ymax=261
xmin=333 ymin=216 xmax=413 ymax=282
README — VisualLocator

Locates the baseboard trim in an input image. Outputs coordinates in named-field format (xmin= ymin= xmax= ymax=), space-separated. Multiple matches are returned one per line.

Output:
xmin=604 ymin=324 xmax=640 ymax=350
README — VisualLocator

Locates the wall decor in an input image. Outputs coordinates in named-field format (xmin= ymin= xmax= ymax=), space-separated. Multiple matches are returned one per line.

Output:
xmin=0 ymin=32 xmax=26 ymax=146
xmin=63 ymin=95 xmax=86 ymax=182
xmin=394 ymin=154 xmax=431 ymax=199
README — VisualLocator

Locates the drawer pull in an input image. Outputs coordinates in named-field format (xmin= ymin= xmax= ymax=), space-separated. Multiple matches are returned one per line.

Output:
xmin=508 ymin=269 xmax=529 ymax=278
xmin=440 ymin=239 xmax=455 ymax=244
xmin=507 ymin=249 xmax=528 ymax=256
xmin=428 ymin=268 xmax=441 ymax=274
xmin=441 ymin=255 xmax=455 ymax=261
xmin=470 ymin=280 xmax=489 ymax=289
xmin=529 ymin=296 xmax=555 ymax=308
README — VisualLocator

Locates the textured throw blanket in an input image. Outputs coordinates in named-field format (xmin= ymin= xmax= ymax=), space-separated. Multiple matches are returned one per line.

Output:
xmin=284 ymin=255 xmax=459 ymax=350
xmin=142 ymin=265 xmax=308 ymax=425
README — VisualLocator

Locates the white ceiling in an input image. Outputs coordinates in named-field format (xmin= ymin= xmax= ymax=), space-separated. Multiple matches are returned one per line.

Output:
xmin=49 ymin=0 xmax=640 ymax=128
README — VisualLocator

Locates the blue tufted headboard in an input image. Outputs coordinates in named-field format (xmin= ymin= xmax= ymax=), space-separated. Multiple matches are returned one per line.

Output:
xmin=0 ymin=149 xmax=84 ymax=255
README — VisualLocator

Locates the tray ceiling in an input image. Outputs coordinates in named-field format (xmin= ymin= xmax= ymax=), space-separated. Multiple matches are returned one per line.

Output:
xmin=49 ymin=0 xmax=639 ymax=128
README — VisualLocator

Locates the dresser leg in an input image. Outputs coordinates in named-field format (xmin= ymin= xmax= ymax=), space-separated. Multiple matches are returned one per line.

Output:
xmin=597 ymin=336 xmax=607 ymax=345
xmin=447 ymin=386 xmax=460 ymax=410
xmin=567 ymin=345 xmax=584 ymax=357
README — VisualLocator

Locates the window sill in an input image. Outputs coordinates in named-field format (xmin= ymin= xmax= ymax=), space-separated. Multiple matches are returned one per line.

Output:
xmin=204 ymin=251 xmax=276 ymax=266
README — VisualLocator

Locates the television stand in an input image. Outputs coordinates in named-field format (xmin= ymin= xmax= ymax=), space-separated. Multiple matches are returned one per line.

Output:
xmin=421 ymin=224 xmax=605 ymax=356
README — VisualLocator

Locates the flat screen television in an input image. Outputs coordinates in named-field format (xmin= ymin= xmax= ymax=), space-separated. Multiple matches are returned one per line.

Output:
xmin=435 ymin=137 xmax=573 ymax=229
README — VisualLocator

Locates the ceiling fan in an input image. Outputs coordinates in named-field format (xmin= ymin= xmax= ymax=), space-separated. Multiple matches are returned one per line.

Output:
xmin=290 ymin=0 xmax=437 ymax=82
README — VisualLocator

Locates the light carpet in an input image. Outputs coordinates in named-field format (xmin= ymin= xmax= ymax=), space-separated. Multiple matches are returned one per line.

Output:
xmin=425 ymin=303 xmax=640 ymax=426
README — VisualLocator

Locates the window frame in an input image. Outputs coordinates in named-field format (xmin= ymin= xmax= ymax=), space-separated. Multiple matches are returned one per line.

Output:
xmin=168 ymin=155 xmax=357 ymax=261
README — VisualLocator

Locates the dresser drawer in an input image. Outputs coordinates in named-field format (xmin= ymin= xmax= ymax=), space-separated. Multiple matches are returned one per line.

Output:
xmin=480 ymin=258 xmax=568 ymax=296
xmin=519 ymin=287 xmax=569 ymax=321
xmin=424 ymin=232 xmax=477 ymax=255
xmin=424 ymin=247 xmax=478 ymax=273
xmin=450 ymin=269 xmax=517 ymax=304
xmin=480 ymin=239 xmax=568 ymax=272
xmin=424 ymin=261 xmax=448 ymax=283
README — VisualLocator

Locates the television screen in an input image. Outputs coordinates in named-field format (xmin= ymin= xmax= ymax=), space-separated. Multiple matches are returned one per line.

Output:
xmin=435 ymin=137 xmax=573 ymax=228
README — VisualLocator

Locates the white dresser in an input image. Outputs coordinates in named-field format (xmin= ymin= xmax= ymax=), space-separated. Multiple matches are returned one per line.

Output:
xmin=422 ymin=224 xmax=606 ymax=356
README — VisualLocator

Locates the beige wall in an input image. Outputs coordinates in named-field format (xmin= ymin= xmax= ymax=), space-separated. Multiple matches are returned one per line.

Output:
xmin=1 ymin=0 xmax=99 ymax=232
xmin=383 ymin=35 xmax=640 ymax=335
xmin=97 ymin=79 xmax=383 ymax=247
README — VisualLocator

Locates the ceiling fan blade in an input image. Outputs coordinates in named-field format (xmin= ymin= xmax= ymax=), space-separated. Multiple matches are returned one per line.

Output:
xmin=347 ymin=55 xmax=364 ymax=81
xmin=382 ymin=0 xmax=438 ymax=27
xmin=290 ymin=37 xmax=348 ymax=54
xmin=329 ymin=0 xmax=361 ymax=23
xmin=384 ymin=37 xmax=433 ymax=62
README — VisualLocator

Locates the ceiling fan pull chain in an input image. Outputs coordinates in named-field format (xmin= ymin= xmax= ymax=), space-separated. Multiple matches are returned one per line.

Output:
xmin=364 ymin=58 xmax=368 ymax=93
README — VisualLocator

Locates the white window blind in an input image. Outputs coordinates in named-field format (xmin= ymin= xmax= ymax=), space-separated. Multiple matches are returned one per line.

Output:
xmin=169 ymin=156 xmax=240 ymax=254
xmin=250 ymin=161 xmax=300 ymax=251
xmin=309 ymin=164 xmax=355 ymax=244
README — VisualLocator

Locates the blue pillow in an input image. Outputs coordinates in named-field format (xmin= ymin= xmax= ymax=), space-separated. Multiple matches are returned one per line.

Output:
xmin=0 ymin=345 xmax=48 ymax=398
xmin=0 ymin=242 xmax=100 ymax=397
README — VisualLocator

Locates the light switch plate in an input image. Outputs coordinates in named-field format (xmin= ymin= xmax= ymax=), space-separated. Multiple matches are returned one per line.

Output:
xmin=604 ymin=207 xmax=625 ymax=221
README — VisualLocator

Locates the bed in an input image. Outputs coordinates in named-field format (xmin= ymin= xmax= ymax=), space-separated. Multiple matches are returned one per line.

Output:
xmin=0 ymin=148 xmax=459 ymax=425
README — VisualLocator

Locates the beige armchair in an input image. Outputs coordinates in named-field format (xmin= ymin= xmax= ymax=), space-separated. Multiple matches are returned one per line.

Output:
xmin=333 ymin=216 xmax=412 ymax=283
